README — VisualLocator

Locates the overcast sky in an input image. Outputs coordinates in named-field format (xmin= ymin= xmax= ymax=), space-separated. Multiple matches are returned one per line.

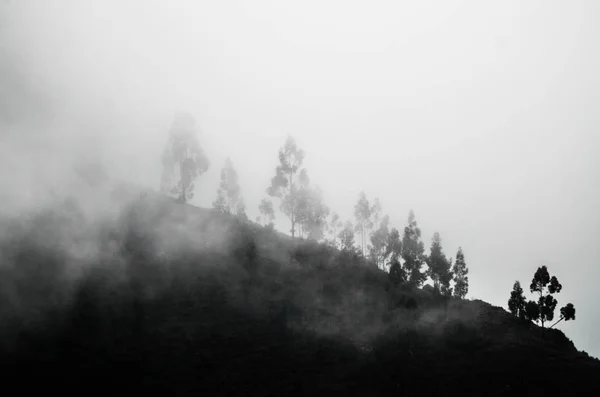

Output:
xmin=2 ymin=0 xmax=599 ymax=357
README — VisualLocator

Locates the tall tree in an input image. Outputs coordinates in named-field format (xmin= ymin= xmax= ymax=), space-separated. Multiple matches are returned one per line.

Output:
xmin=327 ymin=212 xmax=343 ymax=248
xmin=291 ymin=169 xmax=330 ymax=240
xmin=257 ymin=198 xmax=275 ymax=227
xmin=266 ymin=136 xmax=305 ymax=238
xmin=370 ymin=198 xmax=382 ymax=230
xmin=338 ymin=221 xmax=356 ymax=251
xmin=354 ymin=191 xmax=372 ymax=257
xmin=384 ymin=228 xmax=402 ymax=271
xmin=369 ymin=215 xmax=390 ymax=269
xmin=213 ymin=158 xmax=245 ymax=216
xmin=160 ymin=112 xmax=210 ymax=203
xmin=529 ymin=265 xmax=562 ymax=327
xmin=452 ymin=247 xmax=469 ymax=299
xmin=297 ymin=186 xmax=330 ymax=241
xmin=401 ymin=210 xmax=426 ymax=287
xmin=427 ymin=232 xmax=453 ymax=296
xmin=508 ymin=281 xmax=527 ymax=319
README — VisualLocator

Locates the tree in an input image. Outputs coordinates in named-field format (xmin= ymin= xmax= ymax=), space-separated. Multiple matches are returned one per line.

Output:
xmin=426 ymin=232 xmax=453 ymax=296
xmin=354 ymin=191 xmax=372 ymax=257
xmin=257 ymin=198 xmax=275 ymax=227
xmin=384 ymin=227 xmax=402 ymax=268
xmin=338 ymin=221 xmax=356 ymax=251
xmin=388 ymin=259 xmax=405 ymax=286
xmin=524 ymin=300 xmax=540 ymax=323
xmin=401 ymin=210 xmax=427 ymax=287
xmin=160 ymin=112 xmax=210 ymax=203
xmin=266 ymin=136 xmax=305 ymax=238
xmin=527 ymin=265 xmax=563 ymax=327
xmin=508 ymin=281 xmax=527 ymax=319
xmin=370 ymin=198 xmax=382 ymax=231
xmin=369 ymin=215 xmax=390 ymax=269
xmin=327 ymin=212 xmax=343 ymax=248
xmin=293 ymin=171 xmax=330 ymax=241
xmin=213 ymin=158 xmax=245 ymax=217
xmin=550 ymin=303 xmax=576 ymax=328
xmin=452 ymin=247 xmax=469 ymax=299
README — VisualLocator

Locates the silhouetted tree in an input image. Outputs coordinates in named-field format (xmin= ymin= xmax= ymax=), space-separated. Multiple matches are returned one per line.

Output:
xmin=550 ymin=303 xmax=576 ymax=328
xmin=401 ymin=210 xmax=426 ymax=287
xmin=160 ymin=112 xmax=210 ymax=203
xmin=452 ymin=247 xmax=469 ymax=299
xmin=384 ymin=227 xmax=402 ymax=269
xmin=508 ymin=281 xmax=527 ymax=319
xmin=524 ymin=300 xmax=540 ymax=323
xmin=339 ymin=221 xmax=356 ymax=251
xmin=529 ymin=265 xmax=562 ymax=327
xmin=388 ymin=259 xmax=405 ymax=286
xmin=257 ymin=198 xmax=275 ymax=227
xmin=213 ymin=158 xmax=245 ymax=217
xmin=426 ymin=232 xmax=453 ymax=296
xmin=369 ymin=215 xmax=390 ymax=269
xmin=229 ymin=222 xmax=258 ymax=280
xmin=266 ymin=136 xmax=305 ymax=238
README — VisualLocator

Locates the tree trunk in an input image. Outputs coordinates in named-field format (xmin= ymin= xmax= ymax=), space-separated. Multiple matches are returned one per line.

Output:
xmin=550 ymin=317 xmax=564 ymax=329
xmin=539 ymin=290 xmax=544 ymax=327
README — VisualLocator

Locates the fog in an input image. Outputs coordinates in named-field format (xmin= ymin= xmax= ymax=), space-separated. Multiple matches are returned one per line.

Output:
xmin=1 ymin=0 xmax=599 ymax=357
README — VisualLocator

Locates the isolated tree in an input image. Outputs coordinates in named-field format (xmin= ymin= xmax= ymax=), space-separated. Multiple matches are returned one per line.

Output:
xmin=339 ymin=221 xmax=356 ymax=251
xmin=267 ymin=136 xmax=305 ymax=238
xmin=213 ymin=158 xmax=245 ymax=216
xmin=508 ymin=281 xmax=527 ymax=319
xmin=529 ymin=265 xmax=562 ymax=327
xmin=160 ymin=112 xmax=210 ymax=203
xmin=257 ymin=198 xmax=275 ymax=227
xmin=369 ymin=215 xmax=390 ymax=269
xmin=550 ymin=303 xmax=576 ymax=328
xmin=426 ymin=232 xmax=453 ymax=296
xmin=452 ymin=247 xmax=469 ymax=299
xmin=401 ymin=210 xmax=427 ymax=286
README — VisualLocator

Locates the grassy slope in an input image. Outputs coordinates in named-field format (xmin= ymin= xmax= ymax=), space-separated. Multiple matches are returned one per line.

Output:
xmin=0 ymin=185 xmax=598 ymax=396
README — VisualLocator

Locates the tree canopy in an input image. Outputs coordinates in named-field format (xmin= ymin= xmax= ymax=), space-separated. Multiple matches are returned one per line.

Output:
xmin=213 ymin=158 xmax=245 ymax=217
xmin=160 ymin=112 xmax=210 ymax=203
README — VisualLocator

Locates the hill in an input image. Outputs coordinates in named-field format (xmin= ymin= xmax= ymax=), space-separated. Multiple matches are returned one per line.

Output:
xmin=0 ymin=183 xmax=599 ymax=396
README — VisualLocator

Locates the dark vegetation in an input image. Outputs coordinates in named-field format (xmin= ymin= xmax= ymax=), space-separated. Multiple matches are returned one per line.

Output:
xmin=1 ymin=185 xmax=599 ymax=397
xmin=0 ymin=116 xmax=595 ymax=395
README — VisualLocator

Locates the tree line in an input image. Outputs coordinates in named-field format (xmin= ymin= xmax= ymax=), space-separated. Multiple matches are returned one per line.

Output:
xmin=158 ymin=112 xmax=470 ymax=296
xmin=158 ymin=112 xmax=579 ymax=330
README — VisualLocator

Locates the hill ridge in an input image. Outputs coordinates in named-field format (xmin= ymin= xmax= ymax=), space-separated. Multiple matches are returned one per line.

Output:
xmin=0 ymin=183 xmax=598 ymax=396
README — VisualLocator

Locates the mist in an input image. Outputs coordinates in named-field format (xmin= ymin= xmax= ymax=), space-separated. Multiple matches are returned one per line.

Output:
xmin=1 ymin=0 xmax=599 ymax=358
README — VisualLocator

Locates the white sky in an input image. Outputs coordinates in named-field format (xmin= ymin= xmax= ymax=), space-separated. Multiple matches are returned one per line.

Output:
xmin=2 ymin=0 xmax=600 ymax=357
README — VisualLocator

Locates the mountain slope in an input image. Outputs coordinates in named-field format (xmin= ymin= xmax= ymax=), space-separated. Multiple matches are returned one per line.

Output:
xmin=0 ymin=184 xmax=598 ymax=396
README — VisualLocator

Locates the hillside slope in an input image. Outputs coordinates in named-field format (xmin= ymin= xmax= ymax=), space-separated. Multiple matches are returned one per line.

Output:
xmin=0 ymin=184 xmax=598 ymax=396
